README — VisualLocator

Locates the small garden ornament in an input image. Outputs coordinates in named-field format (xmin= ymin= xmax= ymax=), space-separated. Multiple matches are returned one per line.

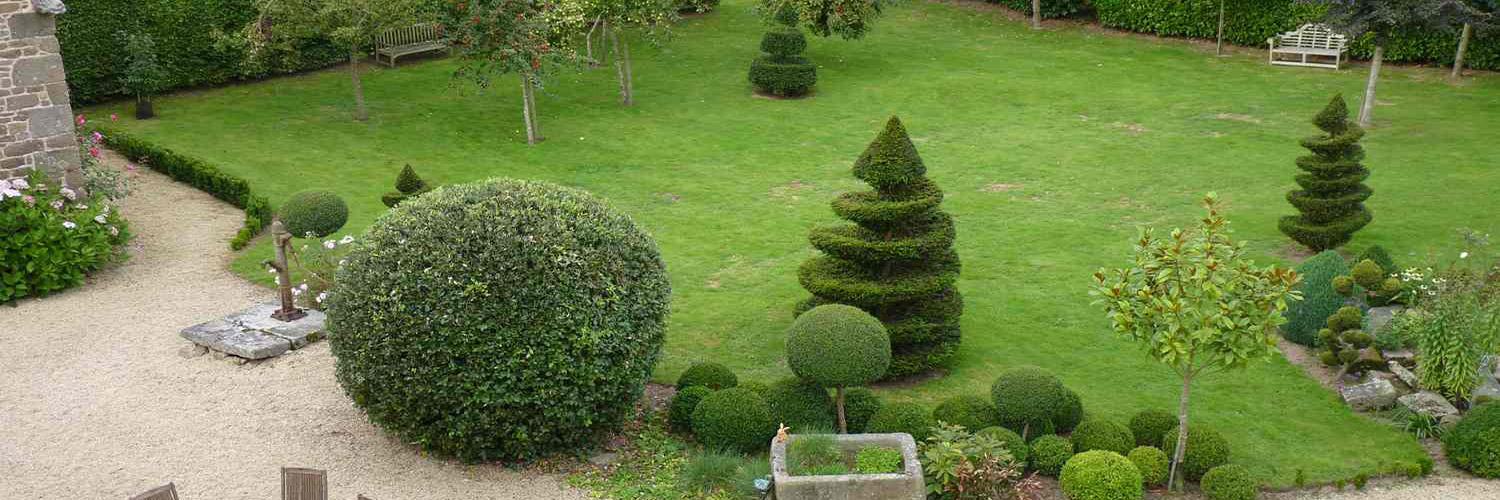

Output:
xmin=264 ymin=220 xmax=307 ymax=322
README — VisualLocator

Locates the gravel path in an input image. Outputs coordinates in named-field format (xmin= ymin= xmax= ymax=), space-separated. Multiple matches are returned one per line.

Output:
xmin=1274 ymin=475 xmax=1500 ymax=500
xmin=0 ymin=157 xmax=588 ymax=500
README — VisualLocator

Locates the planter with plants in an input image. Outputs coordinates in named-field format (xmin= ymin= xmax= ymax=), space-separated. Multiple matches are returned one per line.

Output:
xmin=770 ymin=432 xmax=924 ymax=500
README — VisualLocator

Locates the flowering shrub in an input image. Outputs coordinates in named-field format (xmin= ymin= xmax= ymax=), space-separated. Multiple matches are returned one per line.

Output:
xmin=1392 ymin=231 xmax=1500 ymax=400
xmin=0 ymin=171 xmax=132 ymax=303
xmin=269 ymin=234 xmax=355 ymax=310
xmin=76 ymin=127 xmax=132 ymax=201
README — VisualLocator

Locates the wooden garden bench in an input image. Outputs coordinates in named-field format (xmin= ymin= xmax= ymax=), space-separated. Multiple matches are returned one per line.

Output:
xmin=375 ymin=23 xmax=449 ymax=67
xmin=1267 ymin=24 xmax=1349 ymax=70
xmin=129 ymin=483 xmax=179 ymax=500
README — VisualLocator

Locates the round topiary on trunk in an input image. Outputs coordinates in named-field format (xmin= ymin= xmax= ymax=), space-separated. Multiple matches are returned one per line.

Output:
xmin=787 ymin=304 xmax=890 ymax=433
xmin=1279 ymin=94 xmax=1372 ymax=252
xmin=280 ymin=189 xmax=348 ymax=238
xmin=326 ymin=178 xmax=671 ymax=462
xmin=797 ymin=116 xmax=963 ymax=378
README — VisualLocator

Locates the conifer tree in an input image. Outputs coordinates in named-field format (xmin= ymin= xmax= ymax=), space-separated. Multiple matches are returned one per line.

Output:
xmin=1279 ymin=94 xmax=1373 ymax=252
xmin=797 ymin=117 xmax=962 ymax=379
xmin=382 ymin=164 xmax=433 ymax=208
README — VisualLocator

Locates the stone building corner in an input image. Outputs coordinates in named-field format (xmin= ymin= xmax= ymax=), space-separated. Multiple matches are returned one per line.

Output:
xmin=1 ymin=0 xmax=81 ymax=187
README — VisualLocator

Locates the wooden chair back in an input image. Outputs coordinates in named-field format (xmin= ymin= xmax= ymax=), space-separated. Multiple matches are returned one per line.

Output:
xmin=282 ymin=467 xmax=328 ymax=500
xmin=1277 ymin=24 xmax=1348 ymax=50
xmin=377 ymin=23 xmax=442 ymax=49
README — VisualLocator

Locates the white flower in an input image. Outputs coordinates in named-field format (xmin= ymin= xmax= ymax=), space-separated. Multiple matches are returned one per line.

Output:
xmin=338 ymin=259 xmax=347 ymax=266
xmin=1461 ymin=252 xmax=1470 ymax=259
xmin=315 ymin=292 xmax=328 ymax=303
xmin=108 ymin=226 xmax=119 ymax=236
xmin=340 ymin=235 xmax=354 ymax=245
xmin=323 ymin=240 xmax=336 ymax=249
xmin=10 ymin=179 xmax=26 ymax=190
xmin=0 ymin=188 xmax=18 ymax=199
xmin=62 ymin=221 xmax=76 ymax=229
xmin=59 ymin=187 xmax=76 ymax=200
xmin=298 ymin=283 xmax=309 ymax=291
xmin=75 ymin=204 xmax=87 ymax=210
xmin=268 ymin=267 xmax=278 ymax=274
xmin=292 ymin=288 xmax=303 ymax=296
xmin=94 ymin=214 xmax=107 ymax=224
xmin=0 ymin=180 xmax=9 ymax=192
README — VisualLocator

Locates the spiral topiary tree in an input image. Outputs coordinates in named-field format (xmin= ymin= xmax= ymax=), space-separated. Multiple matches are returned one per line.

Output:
xmin=748 ymin=10 xmax=816 ymax=97
xmin=797 ymin=116 xmax=962 ymax=378
xmin=1279 ymin=94 xmax=1373 ymax=252
xmin=786 ymin=304 xmax=891 ymax=433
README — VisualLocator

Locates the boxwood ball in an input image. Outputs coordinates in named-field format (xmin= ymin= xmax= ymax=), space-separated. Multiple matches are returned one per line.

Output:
xmin=786 ymin=304 xmax=891 ymax=387
xmin=326 ymin=179 xmax=671 ymax=462
xmin=279 ymin=189 xmax=348 ymax=238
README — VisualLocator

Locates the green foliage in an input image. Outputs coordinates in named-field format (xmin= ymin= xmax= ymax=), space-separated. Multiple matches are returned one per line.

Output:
xmin=842 ymin=388 xmax=884 ymax=433
xmin=1128 ymin=446 xmax=1170 ymax=488
xmin=0 ymin=171 xmax=133 ymax=303
xmin=1317 ymin=306 xmax=1373 ymax=376
xmin=920 ymin=422 xmax=1028 ymax=499
xmin=730 ymin=456 xmax=774 ymax=498
xmin=679 ymin=448 xmax=744 ymax=493
xmin=1162 ymin=426 xmax=1232 ymax=481
xmin=766 ymin=377 xmax=835 ymax=429
xmin=991 ymin=365 xmax=1068 ymax=439
xmin=986 ymin=0 xmax=1086 ymax=18
xmin=1280 ymin=94 xmax=1373 ymax=252
xmin=677 ymin=362 xmax=739 ymax=390
xmin=1404 ymin=275 xmax=1500 ymax=400
xmin=382 ymin=164 xmax=434 ymax=208
xmin=444 ymin=0 xmax=582 ymax=88
xmin=676 ymin=0 xmax=720 ymax=12
xmin=933 ymin=394 xmax=1002 ymax=432
xmin=759 ymin=28 xmax=808 ymax=58
xmin=855 ymin=446 xmax=904 ymax=474
xmin=1059 ymin=450 xmax=1145 ymax=500
xmin=1357 ymin=246 xmax=1397 ymax=281
xmin=92 ymin=126 xmax=270 ymax=249
xmin=787 ymin=433 xmax=841 ymax=475
xmin=976 ymin=426 xmax=1029 ymax=464
xmin=1029 ymin=434 xmax=1074 ymax=477
xmin=1056 ymin=389 xmax=1085 ymax=433
xmin=758 ymin=0 xmax=890 ymax=40
xmin=326 ymin=178 xmax=672 ymax=461
xmin=1071 ymin=419 xmax=1135 ymax=455
xmin=787 ymin=304 xmax=891 ymax=388
xmin=1444 ymin=402 xmax=1500 ymax=478
xmin=1129 ymin=409 xmax=1178 ymax=448
xmin=669 ymin=386 xmax=713 ymax=433
xmin=120 ymin=32 xmax=168 ymax=99
xmin=1317 ymin=0 xmax=1475 ymax=45
xmin=1285 ymin=251 xmax=1352 ymax=346
xmin=798 ymin=116 xmax=962 ymax=378
xmin=694 ymin=388 xmax=778 ymax=453
xmin=279 ymin=189 xmax=349 ymax=238
xmin=565 ymin=421 xmax=697 ymax=499
xmin=1201 ymin=464 xmax=1257 ymax=500
xmin=1353 ymin=472 xmax=1368 ymax=489
xmin=867 ymin=402 xmax=937 ymax=441
xmin=749 ymin=27 xmax=815 ymax=97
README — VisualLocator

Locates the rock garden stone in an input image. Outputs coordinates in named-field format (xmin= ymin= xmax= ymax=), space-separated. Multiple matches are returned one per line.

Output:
xmin=179 ymin=302 xmax=326 ymax=360
xmin=1383 ymin=348 xmax=1416 ymax=365
xmin=1389 ymin=361 xmax=1421 ymax=390
xmin=1472 ymin=356 xmax=1500 ymax=405
xmin=1340 ymin=378 xmax=1398 ymax=412
xmin=1366 ymin=305 xmax=1404 ymax=335
xmin=1397 ymin=392 xmax=1459 ymax=420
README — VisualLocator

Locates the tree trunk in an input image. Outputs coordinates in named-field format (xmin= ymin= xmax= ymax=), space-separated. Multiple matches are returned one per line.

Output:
xmin=1215 ymin=0 xmax=1225 ymax=56
xmin=350 ymin=50 xmax=368 ymax=122
xmin=520 ymin=73 xmax=541 ymax=145
xmin=1452 ymin=23 xmax=1472 ymax=81
xmin=587 ymin=19 xmax=601 ymax=68
xmin=836 ymin=386 xmax=848 ymax=434
xmin=607 ymin=22 xmax=634 ymax=106
xmin=1167 ymin=374 xmax=1193 ymax=492
xmin=1030 ymin=0 xmax=1041 ymax=29
xmin=1358 ymin=43 xmax=1383 ymax=127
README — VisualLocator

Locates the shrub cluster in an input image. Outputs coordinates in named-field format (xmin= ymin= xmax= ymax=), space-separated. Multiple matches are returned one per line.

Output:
xmin=933 ymin=394 xmax=1002 ymax=432
xmin=1161 ymin=425 xmax=1231 ymax=481
xmin=991 ymin=365 xmax=1068 ymax=439
xmin=1128 ymin=446 xmax=1169 ymax=487
xmin=279 ymin=190 xmax=348 ymax=239
xmin=695 ymin=388 xmax=778 ymax=453
xmin=1059 ymin=450 xmax=1144 ymax=500
xmin=677 ymin=362 xmax=739 ymax=391
xmin=842 ymin=387 xmax=885 ymax=433
xmin=1029 ymin=434 xmax=1074 ymax=477
xmin=1129 ymin=409 xmax=1178 ymax=448
xmin=1071 ymin=419 xmax=1135 ymax=455
xmin=1445 ymin=402 xmax=1500 ymax=478
xmin=1284 ymin=251 xmax=1351 ymax=346
xmin=866 ymin=402 xmax=938 ymax=441
xmin=326 ymin=178 xmax=671 ymax=461
xmin=0 ymin=172 xmax=132 ymax=303
xmin=670 ymin=386 xmax=713 ymax=432
xmin=765 ymin=377 xmax=835 ymax=430
xmin=1201 ymin=464 xmax=1257 ymax=500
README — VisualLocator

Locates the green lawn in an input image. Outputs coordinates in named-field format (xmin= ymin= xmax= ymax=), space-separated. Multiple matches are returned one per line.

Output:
xmin=87 ymin=0 xmax=1500 ymax=486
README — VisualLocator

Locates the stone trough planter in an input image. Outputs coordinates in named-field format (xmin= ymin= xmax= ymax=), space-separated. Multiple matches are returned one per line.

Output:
xmin=770 ymin=433 xmax=924 ymax=500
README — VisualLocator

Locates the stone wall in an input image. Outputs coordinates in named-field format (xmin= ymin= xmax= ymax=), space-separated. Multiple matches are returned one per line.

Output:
xmin=0 ymin=0 xmax=79 ymax=186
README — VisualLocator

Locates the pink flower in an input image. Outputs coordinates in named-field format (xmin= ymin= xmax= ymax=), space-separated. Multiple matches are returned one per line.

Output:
xmin=126 ymin=163 xmax=138 ymax=171
xmin=89 ymin=150 xmax=100 ymax=158
xmin=75 ymin=115 xmax=86 ymax=125
xmin=21 ymin=195 xmax=35 ymax=206
xmin=49 ymin=200 xmax=64 ymax=210
xmin=60 ymin=187 xmax=76 ymax=200
xmin=92 ymin=132 xmax=103 ymax=142
xmin=110 ymin=114 xmax=118 ymax=123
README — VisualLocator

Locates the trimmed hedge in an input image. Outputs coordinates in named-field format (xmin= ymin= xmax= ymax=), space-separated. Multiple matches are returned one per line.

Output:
xmin=1284 ymin=251 xmax=1350 ymax=346
xmin=677 ymin=362 xmax=739 ymax=391
xmin=1201 ymin=464 xmax=1257 ymax=500
xmin=669 ymin=386 xmax=713 ymax=432
xmin=866 ymin=402 xmax=937 ymax=442
xmin=93 ymin=126 xmax=271 ymax=249
xmin=56 ymin=0 xmax=345 ymax=105
xmin=765 ymin=377 xmax=835 ymax=429
xmin=1444 ymin=402 xmax=1500 ymax=478
xmin=1161 ymin=425 xmax=1232 ymax=481
xmin=987 ymin=0 xmax=1087 ymax=19
xmin=1128 ymin=446 xmax=1169 ymax=487
xmin=1072 ymin=419 xmax=1135 ymax=455
xmin=694 ymin=388 xmax=778 ymax=453
xmin=1060 ymin=450 xmax=1144 ymax=500
xmin=1030 ymin=434 xmax=1074 ymax=477
xmin=1091 ymin=0 xmax=1499 ymax=70
xmin=933 ymin=394 xmax=1002 ymax=432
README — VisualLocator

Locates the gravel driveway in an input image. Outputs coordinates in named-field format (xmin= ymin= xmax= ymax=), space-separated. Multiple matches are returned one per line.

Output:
xmin=0 ymin=157 xmax=588 ymax=500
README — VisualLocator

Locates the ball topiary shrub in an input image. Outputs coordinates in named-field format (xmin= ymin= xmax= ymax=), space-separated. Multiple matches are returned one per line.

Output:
xmin=669 ymin=386 xmax=713 ymax=432
xmin=992 ymin=365 xmax=1068 ymax=440
xmin=326 ymin=178 xmax=671 ymax=461
xmin=693 ymin=387 xmax=778 ymax=453
xmin=1129 ymin=409 xmax=1178 ymax=448
xmin=977 ymin=426 xmax=1029 ymax=463
xmin=1056 ymin=388 xmax=1084 ymax=433
xmin=1072 ymin=418 xmax=1135 ymax=455
xmin=280 ymin=189 xmax=348 ymax=238
xmin=677 ymin=362 xmax=739 ymax=391
xmin=1030 ymin=434 xmax=1074 ymax=477
xmin=842 ymin=387 xmax=885 ymax=433
xmin=1444 ymin=401 xmax=1500 ymax=478
xmin=786 ymin=303 xmax=891 ymax=432
xmin=1201 ymin=464 xmax=1257 ymax=500
xmin=1161 ymin=425 xmax=1231 ymax=481
xmin=1128 ymin=446 xmax=1169 ymax=488
xmin=1060 ymin=450 xmax=1144 ymax=500
xmin=765 ymin=377 xmax=835 ymax=429
xmin=866 ymin=402 xmax=937 ymax=442
xmin=933 ymin=394 xmax=1002 ymax=432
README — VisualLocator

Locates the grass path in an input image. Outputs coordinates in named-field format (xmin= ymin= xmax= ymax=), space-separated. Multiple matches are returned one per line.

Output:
xmin=83 ymin=0 xmax=1500 ymax=486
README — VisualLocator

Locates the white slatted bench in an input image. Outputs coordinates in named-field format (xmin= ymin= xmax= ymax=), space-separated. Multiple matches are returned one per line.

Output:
xmin=375 ymin=24 xmax=449 ymax=67
xmin=1268 ymin=24 xmax=1349 ymax=70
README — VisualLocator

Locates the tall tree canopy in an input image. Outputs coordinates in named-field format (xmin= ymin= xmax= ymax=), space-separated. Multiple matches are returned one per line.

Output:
xmin=441 ymin=0 xmax=583 ymax=144
xmin=757 ymin=0 xmax=891 ymax=39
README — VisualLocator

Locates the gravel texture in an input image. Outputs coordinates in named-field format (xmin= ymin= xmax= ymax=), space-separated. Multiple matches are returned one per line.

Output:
xmin=0 ymin=157 xmax=588 ymax=500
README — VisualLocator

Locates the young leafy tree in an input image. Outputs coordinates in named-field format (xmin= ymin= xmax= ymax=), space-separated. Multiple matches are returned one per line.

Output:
xmin=575 ymin=0 xmax=677 ymax=106
xmin=442 ymin=0 xmax=582 ymax=145
xmin=1279 ymin=94 xmax=1372 ymax=253
xmin=251 ymin=0 xmax=432 ymax=122
xmin=120 ymin=32 xmax=168 ymax=120
xmin=757 ymin=0 xmax=890 ymax=40
xmin=1309 ymin=0 xmax=1475 ymax=125
xmin=797 ymin=116 xmax=962 ymax=379
xmin=1090 ymin=193 xmax=1301 ymax=491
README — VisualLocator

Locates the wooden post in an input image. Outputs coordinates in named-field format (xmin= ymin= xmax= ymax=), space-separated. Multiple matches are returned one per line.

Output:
xmin=268 ymin=220 xmax=307 ymax=322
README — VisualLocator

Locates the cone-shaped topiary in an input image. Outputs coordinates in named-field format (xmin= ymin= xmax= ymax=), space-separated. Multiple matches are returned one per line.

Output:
xmin=748 ymin=17 xmax=816 ymax=97
xmin=382 ymin=164 xmax=434 ymax=208
xmin=797 ymin=117 xmax=962 ymax=378
xmin=280 ymin=189 xmax=348 ymax=238
xmin=1279 ymin=94 xmax=1372 ymax=252
xmin=787 ymin=304 xmax=891 ymax=433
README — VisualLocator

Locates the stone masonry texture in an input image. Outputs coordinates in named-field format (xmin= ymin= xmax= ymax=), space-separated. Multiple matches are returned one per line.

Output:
xmin=1 ymin=0 xmax=80 ymax=186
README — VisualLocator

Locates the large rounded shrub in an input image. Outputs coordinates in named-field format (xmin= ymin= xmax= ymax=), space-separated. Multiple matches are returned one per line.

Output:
xmin=934 ymin=394 xmax=1002 ymax=432
xmin=1445 ymin=401 xmax=1500 ymax=478
xmin=842 ymin=387 xmax=885 ymax=433
xmin=279 ymin=189 xmax=348 ymax=238
xmin=765 ymin=377 xmax=835 ymax=429
xmin=1072 ymin=419 xmax=1135 ymax=455
xmin=992 ymin=365 xmax=1068 ymax=438
xmin=1030 ymin=434 xmax=1074 ymax=477
xmin=693 ymin=388 xmax=777 ymax=453
xmin=677 ymin=362 xmax=738 ymax=391
xmin=1129 ymin=409 xmax=1178 ymax=448
xmin=1128 ymin=446 xmax=1169 ymax=488
xmin=977 ymin=426 xmax=1029 ymax=463
xmin=669 ymin=386 xmax=713 ymax=432
xmin=1161 ymin=425 xmax=1231 ymax=481
xmin=1060 ymin=450 xmax=1144 ymax=500
xmin=866 ymin=402 xmax=937 ymax=441
xmin=1201 ymin=464 xmax=1257 ymax=500
xmin=327 ymin=179 xmax=671 ymax=461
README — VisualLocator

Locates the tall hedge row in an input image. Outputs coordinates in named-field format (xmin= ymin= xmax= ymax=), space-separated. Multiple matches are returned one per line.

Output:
xmin=988 ymin=0 xmax=1089 ymax=19
xmin=57 ymin=0 xmax=344 ymax=106
xmin=1091 ymin=0 xmax=1499 ymax=70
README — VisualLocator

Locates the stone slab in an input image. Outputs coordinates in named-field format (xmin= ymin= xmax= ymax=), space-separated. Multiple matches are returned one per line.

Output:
xmin=1389 ymin=361 xmax=1421 ymax=390
xmin=1367 ymin=306 xmax=1404 ymax=335
xmin=1341 ymin=378 xmax=1398 ymax=412
xmin=1398 ymin=392 xmax=1459 ymax=420
xmin=1473 ymin=356 xmax=1500 ymax=405
xmin=180 ymin=302 xmax=326 ymax=359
